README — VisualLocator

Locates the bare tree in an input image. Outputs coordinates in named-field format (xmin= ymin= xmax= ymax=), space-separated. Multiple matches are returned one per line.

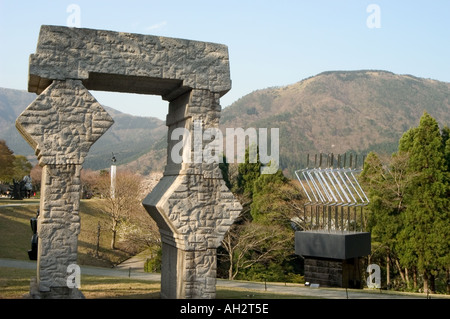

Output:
xmin=116 ymin=178 xmax=161 ymax=253
xmin=30 ymin=164 xmax=42 ymax=194
xmin=221 ymin=221 xmax=292 ymax=280
xmin=80 ymin=168 xmax=99 ymax=198
xmin=96 ymin=170 xmax=144 ymax=250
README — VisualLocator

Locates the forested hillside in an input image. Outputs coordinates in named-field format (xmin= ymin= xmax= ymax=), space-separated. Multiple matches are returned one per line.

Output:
xmin=2 ymin=70 xmax=449 ymax=175
xmin=220 ymin=70 xmax=450 ymax=175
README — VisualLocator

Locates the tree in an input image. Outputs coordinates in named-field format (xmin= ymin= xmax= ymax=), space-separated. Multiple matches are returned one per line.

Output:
xmin=220 ymin=221 xmax=291 ymax=280
xmin=442 ymin=126 xmax=450 ymax=202
xmin=96 ymin=170 xmax=146 ymax=250
xmin=80 ymin=168 xmax=100 ymax=199
xmin=0 ymin=140 xmax=15 ymax=182
xmin=360 ymin=151 xmax=411 ymax=287
xmin=116 ymin=212 xmax=160 ymax=254
xmin=219 ymin=154 xmax=232 ymax=190
xmin=234 ymin=145 xmax=261 ymax=196
xmin=249 ymin=168 xmax=304 ymax=226
xmin=12 ymin=155 xmax=32 ymax=181
xmin=30 ymin=164 xmax=42 ymax=193
xmin=441 ymin=126 xmax=450 ymax=170
xmin=219 ymin=146 xmax=305 ymax=282
xmin=396 ymin=112 xmax=449 ymax=293
xmin=361 ymin=113 xmax=450 ymax=293
xmin=361 ymin=152 xmax=412 ymax=244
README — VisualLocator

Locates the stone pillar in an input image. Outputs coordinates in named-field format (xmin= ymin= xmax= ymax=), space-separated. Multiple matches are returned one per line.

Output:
xmin=143 ymin=89 xmax=242 ymax=299
xmin=33 ymin=164 xmax=83 ymax=298
xmin=16 ymin=79 xmax=114 ymax=298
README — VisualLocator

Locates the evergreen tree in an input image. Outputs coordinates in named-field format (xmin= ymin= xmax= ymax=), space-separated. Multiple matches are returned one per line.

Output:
xmin=362 ymin=113 xmax=450 ymax=293
xmin=219 ymin=154 xmax=232 ymax=190
xmin=360 ymin=152 xmax=398 ymax=247
xmin=360 ymin=151 xmax=408 ymax=287
xmin=441 ymin=126 xmax=450 ymax=198
xmin=441 ymin=126 xmax=450 ymax=169
xmin=220 ymin=145 xmax=304 ymax=282
xmin=250 ymin=167 xmax=287 ymax=223
xmin=0 ymin=140 xmax=15 ymax=182
xmin=398 ymin=112 xmax=449 ymax=293
xmin=235 ymin=145 xmax=261 ymax=196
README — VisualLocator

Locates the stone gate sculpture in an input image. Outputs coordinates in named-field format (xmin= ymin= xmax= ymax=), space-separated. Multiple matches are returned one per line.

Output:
xmin=16 ymin=25 xmax=242 ymax=299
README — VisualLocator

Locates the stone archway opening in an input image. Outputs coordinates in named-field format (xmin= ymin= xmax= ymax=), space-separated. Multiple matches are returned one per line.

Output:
xmin=85 ymin=90 xmax=169 ymax=172
xmin=89 ymin=91 xmax=168 ymax=120
xmin=16 ymin=25 xmax=242 ymax=299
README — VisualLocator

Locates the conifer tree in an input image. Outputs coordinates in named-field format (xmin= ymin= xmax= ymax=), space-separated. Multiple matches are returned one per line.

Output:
xmin=250 ymin=166 xmax=287 ymax=223
xmin=398 ymin=112 xmax=449 ymax=293
xmin=235 ymin=144 xmax=261 ymax=196
xmin=360 ymin=151 xmax=408 ymax=286
xmin=442 ymin=126 xmax=450 ymax=197
xmin=221 ymin=146 xmax=303 ymax=281
xmin=362 ymin=113 xmax=450 ymax=292
xmin=0 ymin=140 xmax=15 ymax=182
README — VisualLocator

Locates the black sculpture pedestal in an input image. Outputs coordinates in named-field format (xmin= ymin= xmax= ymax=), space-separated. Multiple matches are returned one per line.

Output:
xmin=295 ymin=231 xmax=371 ymax=288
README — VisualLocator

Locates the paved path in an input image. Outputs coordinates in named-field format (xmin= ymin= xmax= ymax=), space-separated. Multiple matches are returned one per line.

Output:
xmin=2 ymin=258 xmax=448 ymax=299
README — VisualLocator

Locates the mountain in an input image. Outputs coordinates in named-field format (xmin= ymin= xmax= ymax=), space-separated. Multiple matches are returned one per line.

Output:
xmin=83 ymin=107 xmax=166 ymax=171
xmin=2 ymin=70 xmax=450 ymax=177
xmin=0 ymin=87 xmax=167 ymax=172
xmin=0 ymin=88 xmax=37 ymax=156
xmin=219 ymin=70 xmax=450 ymax=175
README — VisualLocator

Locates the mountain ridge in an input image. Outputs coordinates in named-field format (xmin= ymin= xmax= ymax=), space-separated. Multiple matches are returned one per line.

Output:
xmin=219 ymin=70 xmax=450 ymax=174
xmin=0 ymin=87 xmax=167 ymax=171
xmin=1 ymin=70 xmax=449 ymax=175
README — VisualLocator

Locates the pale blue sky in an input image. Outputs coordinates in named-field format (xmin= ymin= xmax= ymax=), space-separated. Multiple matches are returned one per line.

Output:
xmin=1 ymin=0 xmax=449 ymax=120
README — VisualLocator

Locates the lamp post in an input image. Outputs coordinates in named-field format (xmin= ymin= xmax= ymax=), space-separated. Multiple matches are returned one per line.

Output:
xmin=111 ymin=152 xmax=116 ymax=199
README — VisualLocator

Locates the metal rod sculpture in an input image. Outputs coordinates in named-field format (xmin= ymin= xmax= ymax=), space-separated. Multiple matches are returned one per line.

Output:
xmin=295 ymin=153 xmax=369 ymax=232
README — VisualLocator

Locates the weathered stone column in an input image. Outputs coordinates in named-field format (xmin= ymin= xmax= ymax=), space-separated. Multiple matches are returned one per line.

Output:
xmin=143 ymin=89 xmax=242 ymax=299
xmin=16 ymin=79 xmax=114 ymax=298
xmin=34 ymin=164 xmax=83 ymax=298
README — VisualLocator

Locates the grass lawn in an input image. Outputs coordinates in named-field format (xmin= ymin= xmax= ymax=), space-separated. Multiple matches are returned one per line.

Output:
xmin=0 ymin=199 xmax=40 ymax=260
xmin=0 ymin=199 xmax=313 ymax=299
xmin=0 ymin=267 xmax=314 ymax=299
xmin=0 ymin=198 xmax=134 ymax=267
xmin=0 ymin=266 xmax=161 ymax=299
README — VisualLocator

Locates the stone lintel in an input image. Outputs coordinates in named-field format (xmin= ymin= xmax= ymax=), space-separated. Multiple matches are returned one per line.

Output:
xmin=28 ymin=25 xmax=231 ymax=100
